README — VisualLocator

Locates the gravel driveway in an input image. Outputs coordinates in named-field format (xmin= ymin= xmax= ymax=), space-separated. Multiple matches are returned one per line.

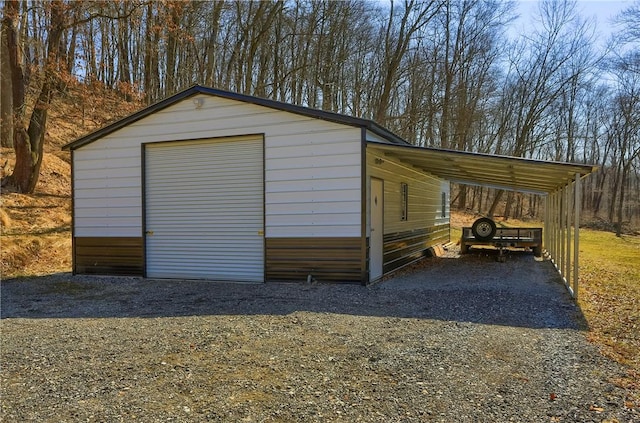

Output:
xmin=1 ymin=252 xmax=637 ymax=422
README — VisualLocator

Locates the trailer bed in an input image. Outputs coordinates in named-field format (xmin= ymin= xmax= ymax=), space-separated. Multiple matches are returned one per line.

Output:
xmin=461 ymin=226 xmax=542 ymax=257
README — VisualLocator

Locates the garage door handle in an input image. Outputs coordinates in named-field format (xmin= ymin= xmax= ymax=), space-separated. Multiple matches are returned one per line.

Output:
xmin=146 ymin=230 xmax=154 ymax=236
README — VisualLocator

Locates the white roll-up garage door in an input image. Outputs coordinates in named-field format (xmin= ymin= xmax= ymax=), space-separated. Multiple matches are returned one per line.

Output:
xmin=145 ymin=136 xmax=264 ymax=281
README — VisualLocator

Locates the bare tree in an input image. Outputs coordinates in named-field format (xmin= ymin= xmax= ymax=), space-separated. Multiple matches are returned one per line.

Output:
xmin=486 ymin=0 xmax=596 ymax=216
xmin=1 ymin=17 xmax=13 ymax=147
xmin=2 ymin=0 xmax=65 ymax=193
xmin=374 ymin=0 xmax=443 ymax=125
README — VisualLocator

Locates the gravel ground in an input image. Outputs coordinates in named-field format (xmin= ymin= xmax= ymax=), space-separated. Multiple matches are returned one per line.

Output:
xmin=1 ymin=251 xmax=638 ymax=422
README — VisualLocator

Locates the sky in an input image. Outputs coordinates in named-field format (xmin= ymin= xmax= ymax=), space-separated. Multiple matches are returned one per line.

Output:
xmin=514 ymin=0 xmax=634 ymax=43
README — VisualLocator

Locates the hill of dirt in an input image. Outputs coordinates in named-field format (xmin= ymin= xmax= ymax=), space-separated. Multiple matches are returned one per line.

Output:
xmin=1 ymin=83 xmax=142 ymax=278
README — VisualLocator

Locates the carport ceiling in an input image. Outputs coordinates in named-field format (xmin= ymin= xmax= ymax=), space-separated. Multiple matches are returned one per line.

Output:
xmin=368 ymin=142 xmax=597 ymax=194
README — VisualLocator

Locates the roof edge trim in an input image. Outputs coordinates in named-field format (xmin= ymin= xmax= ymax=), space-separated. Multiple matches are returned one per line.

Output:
xmin=63 ymin=85 xmax=409 ymax=151
xmin=367 ymin=140 xmax=598 ymax=175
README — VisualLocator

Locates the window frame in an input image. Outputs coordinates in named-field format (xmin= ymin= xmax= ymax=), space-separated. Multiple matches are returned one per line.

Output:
xmin=401 ymin=182 xmax=409 ymax=221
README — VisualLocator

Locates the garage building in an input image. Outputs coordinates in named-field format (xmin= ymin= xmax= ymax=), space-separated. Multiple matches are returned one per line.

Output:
xmin=64 ymin=85 xmax=594 ymax=291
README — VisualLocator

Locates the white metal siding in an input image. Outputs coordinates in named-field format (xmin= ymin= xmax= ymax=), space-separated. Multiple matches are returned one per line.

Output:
xmin=145 ymin=136 xmax=264 ymax=281
xmin=72 ymin=94 xmax=362 ymax=239
xmin=73 ymin=146 xmax=142 ymax=237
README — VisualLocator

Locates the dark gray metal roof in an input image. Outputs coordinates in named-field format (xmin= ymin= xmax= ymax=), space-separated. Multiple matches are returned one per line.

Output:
xmin=63 ymin=84 xmax=596 ymax=193
xmin=62 ymin=85 xmax=408 ymax=150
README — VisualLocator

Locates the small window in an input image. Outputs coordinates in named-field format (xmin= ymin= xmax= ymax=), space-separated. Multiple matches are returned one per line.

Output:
xmin=441 ymin=192 xmax=447 ymax=218
xmin=401 ymin=183 xmax=408 ymax=221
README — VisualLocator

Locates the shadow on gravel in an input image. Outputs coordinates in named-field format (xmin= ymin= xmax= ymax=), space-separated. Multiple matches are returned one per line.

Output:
xmin=1 ymin=252 xmax=587 ymax=330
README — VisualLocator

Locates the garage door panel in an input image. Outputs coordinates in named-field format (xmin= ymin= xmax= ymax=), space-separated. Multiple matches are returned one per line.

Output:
xmin=145 ymin=136 xmax=264 ymax=281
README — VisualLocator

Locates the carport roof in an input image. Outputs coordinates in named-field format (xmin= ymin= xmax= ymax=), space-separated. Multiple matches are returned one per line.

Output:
xmin=367 ymin=141 xmax=597 ymax=194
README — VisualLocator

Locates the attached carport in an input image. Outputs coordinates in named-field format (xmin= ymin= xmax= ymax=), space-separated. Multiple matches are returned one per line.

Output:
xmin=367 ymin=141 xmax=597 ymax=300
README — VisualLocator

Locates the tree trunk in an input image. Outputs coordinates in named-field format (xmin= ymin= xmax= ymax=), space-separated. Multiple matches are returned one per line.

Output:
xmin=3 ymin=0 xmax=65 ymax=193
xmin=1 ymin=22 xmax=14 ymax=147
xmin=487 ymin=189 xmax=504 ymax=218
xmin=616 ymin=166 xmax=629 ymax=237
xmin=1 ymin=0 xmax=24 ymax=155
xmin=504 ymin=191 xmax=514 ymax=220
xmin=457 ymin=184 xmax=467 ymax=210
xmin=608 ymin=162 xmax=621 ymax=223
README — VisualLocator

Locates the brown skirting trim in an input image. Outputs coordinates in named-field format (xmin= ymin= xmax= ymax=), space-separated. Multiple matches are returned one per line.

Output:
xmin=266 ymin=237 xmax=362 ymax=283
xmin=382 ymin=224 xmax=449 ymax=274
xmin=74 ymin=237 xmax=144 ymax=276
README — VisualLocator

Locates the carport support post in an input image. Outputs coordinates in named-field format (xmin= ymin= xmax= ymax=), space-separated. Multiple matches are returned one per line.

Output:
xmin=549 ymin=195 xmax=552 ymax=253
xmin=550 ymin=191 xmax=556 ymax=263
xmin=558 ymin=186 xmax=569 ymax=276
xmin=544 ymin=194 xmax=549 ymax=254
xmin=556 ymin=189 xmax=561 ymax=272
xmin=565 ymin=183 xmax=572 ymax=287
xmin=573 ymin=174 xmax=581 ymax=300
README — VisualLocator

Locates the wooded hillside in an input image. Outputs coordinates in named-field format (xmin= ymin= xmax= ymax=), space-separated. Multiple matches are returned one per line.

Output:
xmin=1 ymin=0 xmax=638 ymax=231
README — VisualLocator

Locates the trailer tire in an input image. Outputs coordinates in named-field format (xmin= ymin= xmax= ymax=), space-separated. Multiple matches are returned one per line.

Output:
xmin=533 ymin=245 xmax=542 ymax=257
xmin=471 ymin=217 xmax=497 ymax=241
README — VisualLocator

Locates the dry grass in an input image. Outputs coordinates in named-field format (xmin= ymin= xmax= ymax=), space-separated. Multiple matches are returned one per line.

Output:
xmin=1 ymin=151 xmax=72 ymax=278
xmin=1 ymin=83 xmax=142 ymax=279
xmin=578 ymin=230 xmax=640 ymax=408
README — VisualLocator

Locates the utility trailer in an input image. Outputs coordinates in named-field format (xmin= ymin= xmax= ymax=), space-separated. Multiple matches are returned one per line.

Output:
xmin=460 ymin=218 xmax=542 ymax=261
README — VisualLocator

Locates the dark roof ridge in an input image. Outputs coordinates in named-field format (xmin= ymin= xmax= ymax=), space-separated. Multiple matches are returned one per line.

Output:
xmin=63 ymin=84 xmax=409 ymax=150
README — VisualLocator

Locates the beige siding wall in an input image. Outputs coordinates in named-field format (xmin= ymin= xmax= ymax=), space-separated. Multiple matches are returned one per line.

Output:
xmin=366 ymin=148 xmax=449 ymax=236
xmin=73 ymin=94 xmax=362 ymax=238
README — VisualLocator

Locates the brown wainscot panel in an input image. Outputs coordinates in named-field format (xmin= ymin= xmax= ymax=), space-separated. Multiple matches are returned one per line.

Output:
xmin=75 ymin=237 xmax=143 ymax=276
xmin=266 ymin=237 xmax=362 ymax=283
xmin=382 ymin=224 xmax=449 ymax=274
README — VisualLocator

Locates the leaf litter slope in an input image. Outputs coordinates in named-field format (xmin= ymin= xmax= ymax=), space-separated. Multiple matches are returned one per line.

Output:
xmin=1 ymin=84 xmax=142 ymax=278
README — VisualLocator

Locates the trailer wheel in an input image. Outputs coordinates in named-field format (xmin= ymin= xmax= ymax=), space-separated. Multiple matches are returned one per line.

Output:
xmin=471 ymin=217 xmax=497 ymax=241
xmin=533 ymin=245 xmax=542 ymax=257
